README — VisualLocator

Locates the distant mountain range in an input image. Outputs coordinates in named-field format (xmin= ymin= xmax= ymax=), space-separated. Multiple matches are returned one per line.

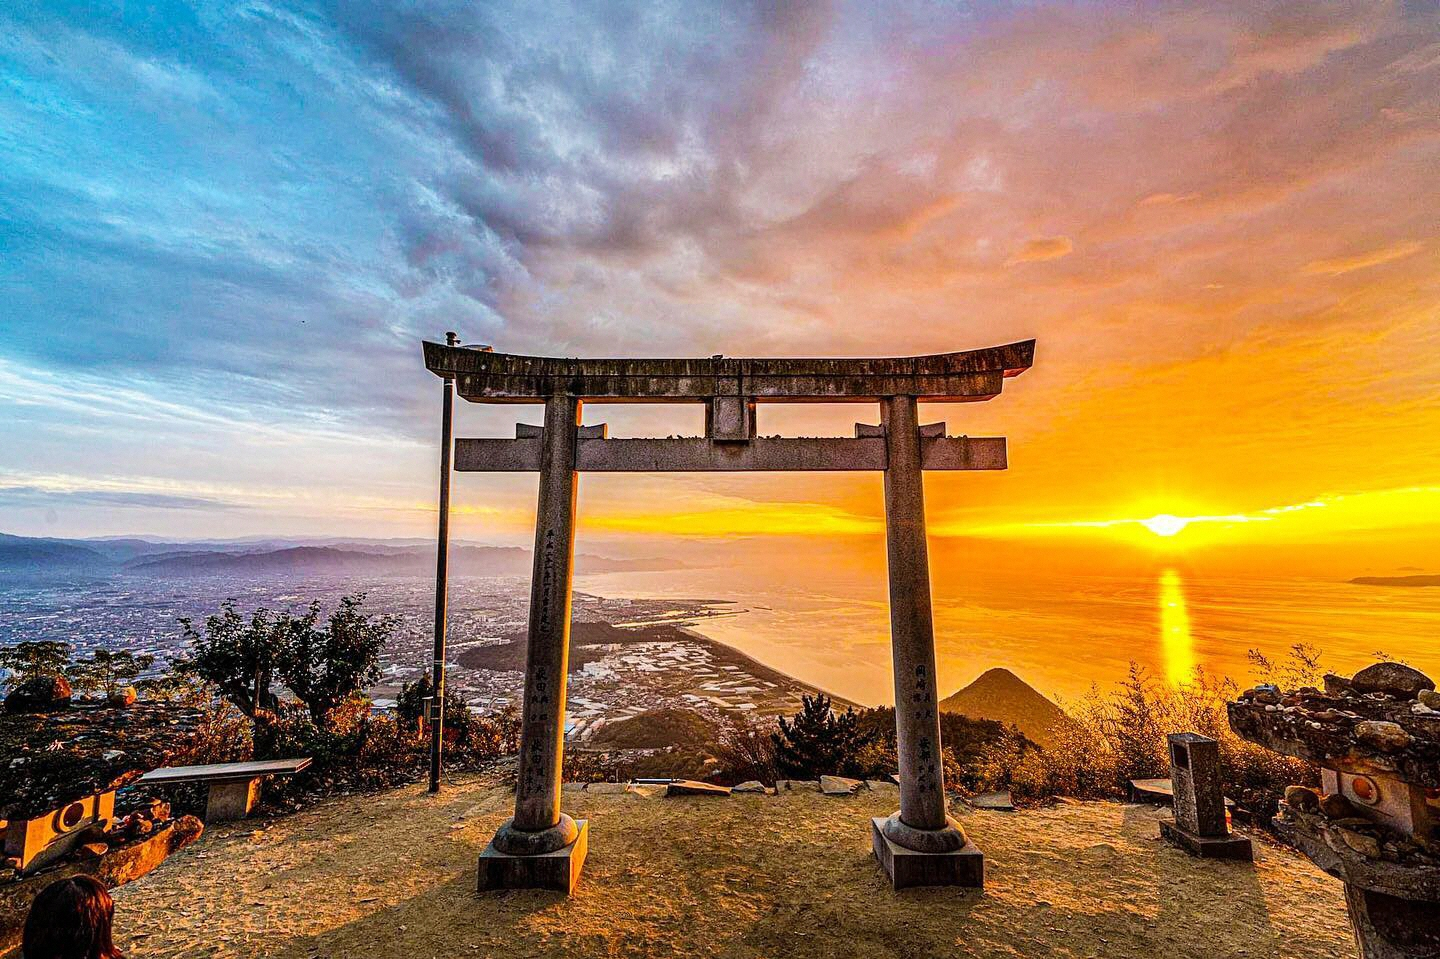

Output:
xmin=939 ymin=667 xmax=1069 ymax=747
xmin=0 ymin=533 xmax=676 ymax=578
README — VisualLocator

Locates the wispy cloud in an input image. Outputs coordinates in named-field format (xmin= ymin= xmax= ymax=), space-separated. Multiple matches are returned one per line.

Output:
xmin=0 ymin=485 xmax=243 ymax=512
xmin=1302 ymin=241 xmax=1424 ymax=276
xmin=1005 ymin=236 xmax=1074 ymax=267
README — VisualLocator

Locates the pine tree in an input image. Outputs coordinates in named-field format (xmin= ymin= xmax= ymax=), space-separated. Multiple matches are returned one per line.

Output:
xmin=771 ymin=693 xmax=875 ymax=778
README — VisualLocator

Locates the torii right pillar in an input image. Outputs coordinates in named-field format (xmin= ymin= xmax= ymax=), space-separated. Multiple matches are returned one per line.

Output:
xmin=871 ymin=393 xmax=984 ymax=889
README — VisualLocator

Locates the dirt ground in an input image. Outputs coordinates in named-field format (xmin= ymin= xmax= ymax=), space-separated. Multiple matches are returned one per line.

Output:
xmin=109 ymin=776 xmax=1355 ymax=958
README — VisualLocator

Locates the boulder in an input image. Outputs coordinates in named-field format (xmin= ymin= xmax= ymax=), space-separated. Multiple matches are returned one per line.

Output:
xmin=731 ymin=781 xmax=767 ymax=794
xmin=1355 ymin=720 xmax=1412 ymax=752
xmin=774 ymin=780 xmax=819 ymax=792
xmin=820 ymin=775 xmax=862 ymax=795
xmin=1419 ymin=689 xmax=1440 ymax=710
xmin=1284 ymin=785 xmax=1321 ymax=814
xmin=3 ymin=675 xmax=73 ymax=713
xmin=1351 ymin=662 xmax=1434 ymax=699
xmin=106 ymin=686 xmax=138 ymax=708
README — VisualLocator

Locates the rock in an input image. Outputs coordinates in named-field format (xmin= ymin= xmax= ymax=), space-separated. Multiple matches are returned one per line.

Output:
xmin=1352 ymin=662 xmax=1434 ymax=698
xmin=1253 ymin=689 xmax=1282 ymax=705
xmin=970 ymin=790 xmax=1015 ymax=811
xmin=77 ymin=842 xmax=109 ymax=859
xmin=1284 ymin=785 xmax=1321 ymax=814
xmin=774 ymin=780 xmax=819 ymax=792
xmin=819 ymin=775 xmax=862 ymax=795
xmin=1336 ymin=827 xmax=1382 ymax=858
xmin=731 ymin=781 xmax=766 ymax=794
xmin=584 ymin=782 xmax=628 ymax=795
xmin=1320 ymin=793 xmax=1358 ymax=819
xmin=1324 ymin=674 xmax=1353 ymax=696
xmin=3 ymin=675 xmax=73 ymax=714
xmin=562 ymin=782 xmax=585 ymax=792
xmin=106 ymin=686 xmax=138 ymax=708
xmin=1420 ymin=689 xmax=1440 ymax=710
xmin=664 ymin=780 xmax=730 ymax=797
xmin=864 ymin=780 xmax=898 ymax=792
xmin=1355 ymin=720 xmax=1412 ymax=751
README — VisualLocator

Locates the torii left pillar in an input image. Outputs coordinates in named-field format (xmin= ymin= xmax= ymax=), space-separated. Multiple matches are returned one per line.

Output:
xmin=478 ymin=393 xmax=589 ymax=894
xmin=870 ymin=394 xmax=983 ymax=889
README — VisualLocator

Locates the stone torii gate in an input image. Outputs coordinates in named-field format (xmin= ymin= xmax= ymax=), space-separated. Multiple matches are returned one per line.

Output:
xmin=422 ymin=337 xmax=1035 ymax=893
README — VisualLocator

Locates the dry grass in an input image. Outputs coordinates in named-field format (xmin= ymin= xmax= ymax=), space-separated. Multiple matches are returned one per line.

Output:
xmin=110 ymin=774 xmax=1352 ymax=959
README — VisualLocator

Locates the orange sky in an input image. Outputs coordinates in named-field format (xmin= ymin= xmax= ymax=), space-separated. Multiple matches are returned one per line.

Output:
xmin=3 ymin=1 xmax=1437 ymax=581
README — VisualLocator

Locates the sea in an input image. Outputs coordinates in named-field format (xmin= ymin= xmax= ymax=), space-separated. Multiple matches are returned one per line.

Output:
xmin=4 ymin=561 xmax=1437 ymax=711
xmin=576 ymin=564 xmax=1440 ymax=707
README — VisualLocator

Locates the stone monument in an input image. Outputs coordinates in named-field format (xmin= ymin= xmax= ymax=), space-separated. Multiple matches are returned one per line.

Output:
xmin=1158 ymin=732 xmax=1253 ymax=860
xmin=423 ymin=338 xmax=1034 ymax=893
xmin=1230 ymin=662 xmax=1440 ymax=958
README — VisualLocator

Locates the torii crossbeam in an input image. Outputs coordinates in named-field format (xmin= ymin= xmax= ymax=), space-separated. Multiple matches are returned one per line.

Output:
xmin=422 ymin=338 xmax=1035 ymax=893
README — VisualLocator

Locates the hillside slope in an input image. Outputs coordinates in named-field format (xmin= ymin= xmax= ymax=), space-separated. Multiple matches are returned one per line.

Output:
xmin=104 ymin=776 xmax=1350 ymax=959
xmin=940 ymin=667 xmax=1068 ymax=746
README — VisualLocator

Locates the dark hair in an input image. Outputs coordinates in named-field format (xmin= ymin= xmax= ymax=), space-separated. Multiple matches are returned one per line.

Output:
xmin=22 ymin=876 xmax=123 ymax=959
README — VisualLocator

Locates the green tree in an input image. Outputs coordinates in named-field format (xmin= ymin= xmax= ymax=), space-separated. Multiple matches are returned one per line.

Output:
xmin=276 ymin=594 xmax=389 ymax=726
xmin=180 ymin=601 xmax=285 ymax=719
xmin=396 ymin=673 xmax=467 ymax=731
xmin=0 ymin=641 xmax=71 ymax=690
xmin=181 ymin=593 xmax=390 ymax=726
xmin=772 ymin=694 xmax=876 ymax=779
xmin=69 ymin=649 xmax=156 ymax=697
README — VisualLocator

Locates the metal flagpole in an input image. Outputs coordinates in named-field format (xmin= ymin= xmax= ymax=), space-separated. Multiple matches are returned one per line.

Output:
xmin=428 ymin=330 xmax=458 ymax=793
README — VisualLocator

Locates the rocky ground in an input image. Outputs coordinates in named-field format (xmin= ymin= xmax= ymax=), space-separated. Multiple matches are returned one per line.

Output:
xmin=101 ymin=774 xmax=1354 ymax=959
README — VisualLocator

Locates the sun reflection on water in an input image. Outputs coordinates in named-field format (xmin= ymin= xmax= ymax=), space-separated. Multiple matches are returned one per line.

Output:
xmin=1159 ymin=568 xmax=1195 ymax=685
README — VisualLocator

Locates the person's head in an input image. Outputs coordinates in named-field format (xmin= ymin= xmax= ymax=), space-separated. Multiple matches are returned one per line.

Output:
xmin=22 ymin=876 xmax=123 ymax=959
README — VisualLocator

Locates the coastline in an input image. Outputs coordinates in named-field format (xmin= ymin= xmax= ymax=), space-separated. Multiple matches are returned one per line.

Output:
xmin=668 ymin=622 xmax=862 ymax=711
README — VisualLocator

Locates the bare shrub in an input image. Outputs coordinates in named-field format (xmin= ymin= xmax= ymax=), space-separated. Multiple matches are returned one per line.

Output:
xmin=712 ymin=713 xmax=779 ymax=784
xmin=983 ymin=657 xmax=1318 ymax=816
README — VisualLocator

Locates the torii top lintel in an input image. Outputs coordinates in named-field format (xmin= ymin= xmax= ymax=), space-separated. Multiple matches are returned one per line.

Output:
xmin=422 ymin=339 xmax=1035 ymax=404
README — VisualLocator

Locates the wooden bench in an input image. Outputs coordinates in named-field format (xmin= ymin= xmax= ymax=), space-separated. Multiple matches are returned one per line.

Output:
xmin=138 ymin=758 xmax=311 ymax=822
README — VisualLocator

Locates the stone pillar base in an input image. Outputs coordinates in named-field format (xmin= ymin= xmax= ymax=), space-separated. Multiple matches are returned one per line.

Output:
xmin=1159 ymin=819 xmax=1253 ymax=861
xmin=205 ymin=778 xmax=260 ymax=822
xmin=479 ymin=819 xmax=588 ymax=895
xmin=871 ymin=817 xmax=983 ymax=890
xmin=1344 ymin=883 xmax=1440 ymax=959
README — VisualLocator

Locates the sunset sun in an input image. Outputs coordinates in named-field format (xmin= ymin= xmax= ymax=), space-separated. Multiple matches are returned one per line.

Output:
xmin=1139 ymin=514 xmax=1190 ymax=537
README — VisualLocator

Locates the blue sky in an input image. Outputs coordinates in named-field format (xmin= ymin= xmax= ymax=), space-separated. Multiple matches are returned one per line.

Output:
xmin=2 ymin=1 xmax=1437 ymax=562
